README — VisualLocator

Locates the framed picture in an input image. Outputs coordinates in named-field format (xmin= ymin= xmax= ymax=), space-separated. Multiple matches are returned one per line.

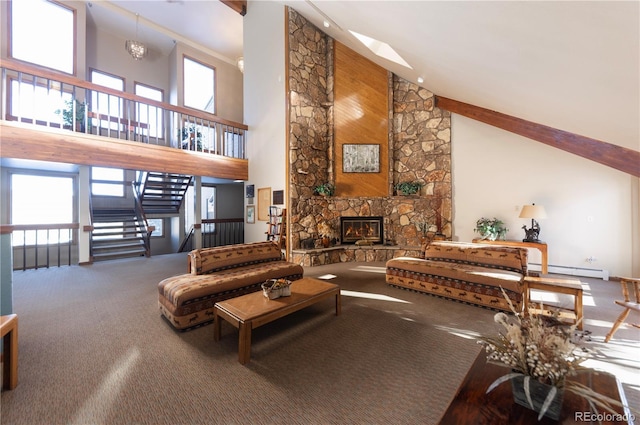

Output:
xmin=273 ymin=190 xmax=284 ymax=205
xmin=257 ymin=187 xmax=271 ymax=221
xmin=246 ymin=184 xmax=254 ymax=198
xmin=343 ymin=144 xmax=380 ymax=173
xmin=246 ymin=205 xmax=255 ymax=223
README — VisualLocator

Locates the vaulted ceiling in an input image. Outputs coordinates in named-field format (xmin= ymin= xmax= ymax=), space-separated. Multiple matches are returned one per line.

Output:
xmin=86 ymin=1 xmax=639 ymax=174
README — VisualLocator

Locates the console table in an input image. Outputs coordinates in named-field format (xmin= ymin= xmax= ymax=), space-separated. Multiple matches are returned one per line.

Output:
xmin=472 ymin=239 xmax=548 ymax=274
xmin=439 ymin=351 xmax=632 ymax=424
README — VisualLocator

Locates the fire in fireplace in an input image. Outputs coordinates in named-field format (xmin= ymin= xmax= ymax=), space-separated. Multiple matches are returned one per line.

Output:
xmin=340 ymin=216 xmax=383 ymax=244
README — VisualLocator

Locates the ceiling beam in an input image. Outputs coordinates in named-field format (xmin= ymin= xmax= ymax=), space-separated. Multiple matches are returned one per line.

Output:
xmin=220 ymin=1 xmax=246 ymax=16
xmin=435 ymin=96 xmax=640 ymax=178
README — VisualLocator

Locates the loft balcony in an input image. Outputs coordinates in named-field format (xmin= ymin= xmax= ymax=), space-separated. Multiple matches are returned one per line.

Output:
xmin=0 ymin=59 xmax=248 ymax=180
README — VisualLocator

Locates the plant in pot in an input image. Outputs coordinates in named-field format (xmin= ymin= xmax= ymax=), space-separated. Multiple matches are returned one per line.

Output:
xmin=479 ymin=289 xmax=628 ymax=421
xmin=314 ymin=183 xmax=335 ymax=196
xmin=474 ymin=217 xmax=508 ymax=241
xmin=55 ymin=99 xmax=90 ymax=132
xmin=394 ymin=181 xmax=424 ymax=196
xmin=181 ymin=124 xmax=204 ymax=151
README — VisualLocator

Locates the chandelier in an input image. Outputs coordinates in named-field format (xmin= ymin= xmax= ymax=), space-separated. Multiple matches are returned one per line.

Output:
xmin=125 ymin=14 xmax=147 ymax=60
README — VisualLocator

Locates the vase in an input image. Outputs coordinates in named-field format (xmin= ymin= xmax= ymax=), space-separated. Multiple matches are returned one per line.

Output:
xmin=322 ymin=237 xmax=330 ymax=248
xmin=511 ymin=376 xmax=564 ymax=420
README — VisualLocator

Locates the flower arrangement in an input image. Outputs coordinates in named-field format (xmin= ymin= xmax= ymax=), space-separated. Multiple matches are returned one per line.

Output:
xmin=478 ymin=289 xmax=627 ymax=420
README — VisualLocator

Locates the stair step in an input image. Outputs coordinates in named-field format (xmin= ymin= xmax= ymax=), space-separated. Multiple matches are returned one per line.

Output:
xmin=93 ymin=240 xmax=145 ymax=250
xmin=92 ymin=250 xmax=147 ymax=261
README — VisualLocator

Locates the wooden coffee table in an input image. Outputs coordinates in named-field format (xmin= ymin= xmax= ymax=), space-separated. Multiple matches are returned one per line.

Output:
xmin=213 ymin=277 xmax=341 ymax=364
xmin=439 ymin=351 xmax=632 ymax=424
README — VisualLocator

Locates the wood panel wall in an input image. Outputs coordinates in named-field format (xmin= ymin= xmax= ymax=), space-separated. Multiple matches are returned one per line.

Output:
xmin=334 ymin=42 xmax=389 ymax=197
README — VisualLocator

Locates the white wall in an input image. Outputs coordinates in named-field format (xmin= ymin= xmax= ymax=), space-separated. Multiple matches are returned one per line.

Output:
xmin=243 ymin=1 xmax=287 ymax=243
xmin=452 ymin=115 xmax=637 ymax=277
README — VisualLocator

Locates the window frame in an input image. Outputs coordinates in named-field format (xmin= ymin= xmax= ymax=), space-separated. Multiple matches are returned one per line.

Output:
xmin=10 ymin=170 xmax=77 ymax=247
xmin=91 ymin=166 xmax=125 ymax=198
xmin=9 ymin=0 xmax=77 ymax=76
xmin=183 ymin=55 xmax=216 ymax=115
xmin=89 ymin=68 xmax=126 ymax=132
xmin=134 ymin=81 xmax=165 ymax=139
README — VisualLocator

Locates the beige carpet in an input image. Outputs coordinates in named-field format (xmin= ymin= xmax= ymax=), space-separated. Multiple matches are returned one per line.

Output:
xmin=1 ymin=254 xmax=638 ymax=425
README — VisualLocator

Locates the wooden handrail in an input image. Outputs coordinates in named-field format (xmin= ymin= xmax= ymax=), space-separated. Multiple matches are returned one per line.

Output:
xmin=1 ymin=58 xmax=247 ymax=131
xmin=435 ymin=96 xmax=640 ymax=178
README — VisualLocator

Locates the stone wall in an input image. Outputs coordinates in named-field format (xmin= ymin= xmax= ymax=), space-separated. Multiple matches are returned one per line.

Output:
xmin=287 ymin=8 xmax=451 ymax=251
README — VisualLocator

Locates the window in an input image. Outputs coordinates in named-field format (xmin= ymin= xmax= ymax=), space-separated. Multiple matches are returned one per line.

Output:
xmin=135 ymin=82 xmax=163 ymax=139
xmin=91 ymin=167 xmax=124 ymax=197
xmin=147 ymin=218 xmax=164 ymax=237
xmin=9 ymin=78 xmax=72 ymax=126
xmin=90 ymin=69 xmax=125 ymax=131
xmin=11 ymin=0 xmax=75 ymax=74
xmin=184 ymin=57 xmax=215 ymax=114
xmin=11 ymin=173 xmax=74 ymax=245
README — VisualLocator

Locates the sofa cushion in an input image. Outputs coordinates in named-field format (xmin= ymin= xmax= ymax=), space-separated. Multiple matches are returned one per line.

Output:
xmin=159 ymin=260 xmax=304 ymax=308
xmin=188 ymin=241 xmax=283 ymax=275
xmin=424 ymin=241 xmax=528 ymax=275
xmin=386 ymin=256 xmax=523 ymax=295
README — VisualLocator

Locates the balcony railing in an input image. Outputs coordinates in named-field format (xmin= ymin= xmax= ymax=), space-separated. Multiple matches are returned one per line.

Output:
xmin=10 ymin=223 xmax=79 ymax=270
xmin=0 ymin=59 xmax=247 ymax=159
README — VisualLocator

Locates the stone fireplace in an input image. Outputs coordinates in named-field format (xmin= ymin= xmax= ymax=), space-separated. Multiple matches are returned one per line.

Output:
xmin=340 ymin=217 xmax=383 ymax=244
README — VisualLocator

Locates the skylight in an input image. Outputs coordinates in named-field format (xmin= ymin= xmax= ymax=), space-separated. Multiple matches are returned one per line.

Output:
xmin=349 ymin=30 xmax=412 ymax=69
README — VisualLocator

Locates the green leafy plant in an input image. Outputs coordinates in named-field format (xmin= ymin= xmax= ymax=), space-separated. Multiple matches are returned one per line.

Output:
xmin=394 ymin=181 xmax=424 ymax=195
xmin=181 ymin=124 xmax=204 ymax=151
xmin=314 ymin=183 xmax=335 ymax=196
xmin=474 ymin=217 xmax=508 ymax=241
xmin=55 ymin=99 xmax=90 ymax=132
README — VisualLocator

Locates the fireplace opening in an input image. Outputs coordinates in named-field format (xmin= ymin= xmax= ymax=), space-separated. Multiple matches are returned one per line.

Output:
xmin=340 ymin=216 xmax=383 ymax=244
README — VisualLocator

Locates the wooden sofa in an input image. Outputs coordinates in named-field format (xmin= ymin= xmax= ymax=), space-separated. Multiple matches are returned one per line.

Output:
xmin=158 ymin=241 xmax=304 ymax=330
xmin=385 ymin=241 xmax=528 ymax=311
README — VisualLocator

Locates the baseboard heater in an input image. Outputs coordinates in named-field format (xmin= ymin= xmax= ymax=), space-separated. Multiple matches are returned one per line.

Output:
xmin=528 ymin=263 xmax=609 ymax=280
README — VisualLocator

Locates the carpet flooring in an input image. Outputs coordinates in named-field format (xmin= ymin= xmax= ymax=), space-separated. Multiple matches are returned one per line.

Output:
xmin=1 ymin=254 xmax=638 ymax=424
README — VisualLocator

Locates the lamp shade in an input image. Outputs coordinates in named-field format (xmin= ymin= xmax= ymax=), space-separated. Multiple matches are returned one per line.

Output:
xmin=519 ymin=204 xmax=547 ymax=219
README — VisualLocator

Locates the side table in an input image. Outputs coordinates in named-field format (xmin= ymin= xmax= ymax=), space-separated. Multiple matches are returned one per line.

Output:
xmin=1 ymin=314 xmax=18 ymax=390
xmin=524 ymin=277 xmax=583 ymax=330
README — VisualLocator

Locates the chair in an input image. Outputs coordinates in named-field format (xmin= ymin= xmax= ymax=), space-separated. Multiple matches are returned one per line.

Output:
xmin=604 ymin=277 xmax=640 ymax=342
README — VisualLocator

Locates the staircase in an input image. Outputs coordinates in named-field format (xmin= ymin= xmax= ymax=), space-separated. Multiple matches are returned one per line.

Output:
xmin=91 ymin=209 xmax=150 ymax=261
xmin=136 ymin=172 xmax=192 ymax=214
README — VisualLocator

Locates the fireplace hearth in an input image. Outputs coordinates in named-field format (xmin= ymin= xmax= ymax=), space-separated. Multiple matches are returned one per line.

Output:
xmin=340 ymin=216 xmax=383 ymax=244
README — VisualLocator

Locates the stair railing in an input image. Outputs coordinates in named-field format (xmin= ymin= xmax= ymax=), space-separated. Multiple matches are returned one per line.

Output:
xmin=178 ymin=225 xmax=195 ymax=253
xmin=132 ymin=183 xmax=153 ymax=257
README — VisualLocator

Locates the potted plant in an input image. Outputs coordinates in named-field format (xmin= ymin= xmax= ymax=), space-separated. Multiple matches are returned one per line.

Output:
xmin=181 ymin=124 xmax=204 ymax=151
xmin=55 ymin=99 xmax=89 ymax=132
xmin=314 ymin=183 xmax=335 ymax=196
xmin=474 ymin=217 xmax=508 ymax=241
xmin=394 ymin=181 xmax=424 ymax=195
xmin=479 ymin=290 xmax=627 ymax=420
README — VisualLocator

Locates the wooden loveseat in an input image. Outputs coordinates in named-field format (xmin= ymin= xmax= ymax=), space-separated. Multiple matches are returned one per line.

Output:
xmin=158 ymin=241 xmax=304 ymax=330
xmin=385 ymin=241 xmax=528 ymax=311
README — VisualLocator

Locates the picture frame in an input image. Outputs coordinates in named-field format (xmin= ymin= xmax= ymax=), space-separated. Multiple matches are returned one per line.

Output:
xmin=257 ymin=187 xmax=271 ymax=221
xmin=343 ymin=144 xmax=380 ymax=173
xmin=246 ymin=205 xmax=255 ymax=224
xmin=245 ymin=184 xmax=254 ymax=198
xmin=273 ymin=190 xmax=284 ymax=205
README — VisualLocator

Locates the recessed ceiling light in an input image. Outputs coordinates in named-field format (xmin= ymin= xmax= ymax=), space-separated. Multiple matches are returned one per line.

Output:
xmin=323 ymin=20 xmax=330 ymax=28
xmin=417 ymin=77 xmax=424 ymax=84
xmin=349 ymin=30 xmax=412 ymax=69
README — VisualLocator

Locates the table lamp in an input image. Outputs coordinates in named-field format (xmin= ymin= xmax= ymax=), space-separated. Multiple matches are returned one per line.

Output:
xmin=519 ymin=203 xmax=547 ymax=243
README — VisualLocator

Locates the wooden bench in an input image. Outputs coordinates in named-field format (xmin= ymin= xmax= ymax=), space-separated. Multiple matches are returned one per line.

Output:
xmin=524 ymin=276 xmax=583 ymax=330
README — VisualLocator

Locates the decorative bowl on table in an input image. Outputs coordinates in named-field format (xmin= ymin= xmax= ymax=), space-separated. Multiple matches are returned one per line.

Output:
xmin=262 ymin=278 xmax=292 ymax=299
